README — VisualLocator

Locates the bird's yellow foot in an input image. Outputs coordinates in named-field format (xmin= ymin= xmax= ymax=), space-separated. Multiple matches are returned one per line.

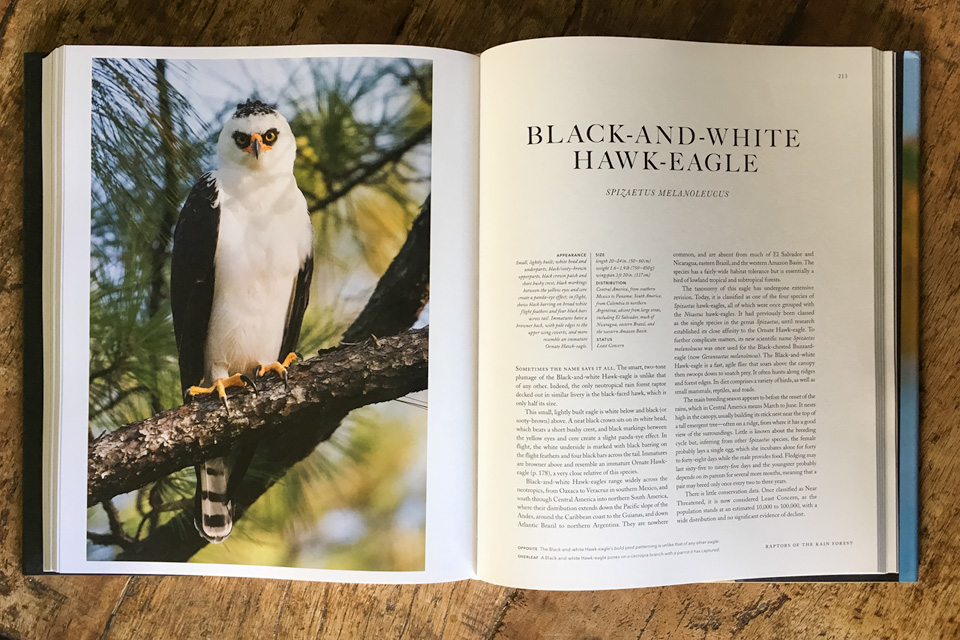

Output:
xmin=255 ymin=352 xmax=300 ymax=389
xmin=185 ymin=373 xmax=256 ymax=411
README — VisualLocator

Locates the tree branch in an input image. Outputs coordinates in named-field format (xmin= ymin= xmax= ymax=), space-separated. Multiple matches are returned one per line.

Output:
xmin=88 ymin=327 xmax=428 ymax=506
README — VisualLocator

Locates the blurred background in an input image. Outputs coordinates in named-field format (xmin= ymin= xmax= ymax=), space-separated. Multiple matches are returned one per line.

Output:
xmin=86 ymin=55 xmax=433 ymax=570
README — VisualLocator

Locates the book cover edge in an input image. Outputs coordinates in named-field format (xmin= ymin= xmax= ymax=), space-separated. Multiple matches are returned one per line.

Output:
xmin=22 ymin=51 xmax=52 ymax=575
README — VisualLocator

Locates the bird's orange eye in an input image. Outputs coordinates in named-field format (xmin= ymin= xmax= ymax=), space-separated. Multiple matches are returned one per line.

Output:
xmin=263 ymin=129 xmax=278 ymax=145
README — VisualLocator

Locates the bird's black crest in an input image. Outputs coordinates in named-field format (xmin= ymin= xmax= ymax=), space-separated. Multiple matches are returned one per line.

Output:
xmin=233 ymin=99 xmax=277 ymax=118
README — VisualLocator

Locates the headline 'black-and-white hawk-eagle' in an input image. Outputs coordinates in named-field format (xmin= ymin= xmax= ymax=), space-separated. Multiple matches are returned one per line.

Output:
xmin=170 ymin=99 xmax=314 ymax=543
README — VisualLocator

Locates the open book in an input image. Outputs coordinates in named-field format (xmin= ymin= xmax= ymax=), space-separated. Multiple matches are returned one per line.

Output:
xmin=24 ymin=37 xmax=919 ymax=589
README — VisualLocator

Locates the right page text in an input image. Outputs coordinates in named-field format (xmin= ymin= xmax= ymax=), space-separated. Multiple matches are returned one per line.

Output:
xmin=478 ymin=38 xmax=882 ymax=589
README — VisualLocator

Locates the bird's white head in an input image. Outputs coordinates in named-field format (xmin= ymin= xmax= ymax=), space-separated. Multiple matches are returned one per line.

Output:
xmin=217 ymin=100 xmax=297 ymax=176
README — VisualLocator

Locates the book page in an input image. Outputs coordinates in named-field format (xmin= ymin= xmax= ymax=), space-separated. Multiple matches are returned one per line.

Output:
xmin=477 ymin=37 xmax=883 ymax=589
xmin=48 ymin=44 xmax=479 ymax=583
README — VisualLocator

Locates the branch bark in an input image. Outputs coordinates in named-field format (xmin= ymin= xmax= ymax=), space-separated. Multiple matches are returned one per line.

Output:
xmin=87 ymin=327 xmax=428 ymax=506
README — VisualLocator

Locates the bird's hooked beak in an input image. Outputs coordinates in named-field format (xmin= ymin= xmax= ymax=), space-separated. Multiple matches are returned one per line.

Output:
xmin=243 ymin=133 xmax=270 ymax=160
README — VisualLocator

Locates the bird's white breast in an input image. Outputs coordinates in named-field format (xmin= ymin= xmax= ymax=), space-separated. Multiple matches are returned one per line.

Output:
xmin=203 ymin=171 xmax=313 ymax=382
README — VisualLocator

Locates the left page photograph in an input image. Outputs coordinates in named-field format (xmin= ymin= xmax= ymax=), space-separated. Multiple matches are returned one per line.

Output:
xmin=39 ymin=45 xmax=480 ymax=583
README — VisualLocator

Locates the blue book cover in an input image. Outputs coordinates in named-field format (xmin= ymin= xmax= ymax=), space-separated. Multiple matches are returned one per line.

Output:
xmin=898 ymin=51 xmax=920 ymax=583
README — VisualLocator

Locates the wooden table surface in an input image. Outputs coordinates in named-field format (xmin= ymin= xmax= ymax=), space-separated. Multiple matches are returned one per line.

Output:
xmin=1 ymin=0 xmax=957 ymax=638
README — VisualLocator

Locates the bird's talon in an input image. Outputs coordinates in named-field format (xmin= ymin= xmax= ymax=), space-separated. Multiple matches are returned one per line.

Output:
xmin=183 ymin=374 xmax=247 ymax=407
xmin=254 ymin=354 xmax=297 ymax=388
xmin=239 ymin=374 xmax=259 ymax=394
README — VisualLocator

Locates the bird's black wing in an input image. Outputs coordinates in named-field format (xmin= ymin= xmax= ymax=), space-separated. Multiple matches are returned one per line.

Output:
xmin=170 ymin=172 xmax=220 ymax=395
xmin=280 ymin=250 xmax=313 ymax=359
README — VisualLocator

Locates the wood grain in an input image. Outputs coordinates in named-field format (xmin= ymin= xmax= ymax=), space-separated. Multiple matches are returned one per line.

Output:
xmin=1 ymin=0 xmax=957 ymax=638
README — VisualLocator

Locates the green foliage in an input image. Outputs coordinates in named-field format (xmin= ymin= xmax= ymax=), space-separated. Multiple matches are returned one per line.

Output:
xmin=87 ymin=56 xmax=432 ymax=570
xmin=292 ymin=58 xmax=432 ymax=349
xmin=90 ymin=58 xmax=204 ymax=428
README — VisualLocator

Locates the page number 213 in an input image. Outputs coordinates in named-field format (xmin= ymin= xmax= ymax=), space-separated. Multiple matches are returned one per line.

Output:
xmin=838 ymin=73 xmax=849 ymax=79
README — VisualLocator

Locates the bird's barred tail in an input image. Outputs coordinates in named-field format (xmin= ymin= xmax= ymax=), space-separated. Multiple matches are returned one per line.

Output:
xmin=194 ymin=457 xmax=233 ymax=543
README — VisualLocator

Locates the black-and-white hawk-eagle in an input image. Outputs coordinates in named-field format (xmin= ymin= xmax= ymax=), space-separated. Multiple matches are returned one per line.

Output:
xmin=170 ymin=99 xmax=314 ymax=543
